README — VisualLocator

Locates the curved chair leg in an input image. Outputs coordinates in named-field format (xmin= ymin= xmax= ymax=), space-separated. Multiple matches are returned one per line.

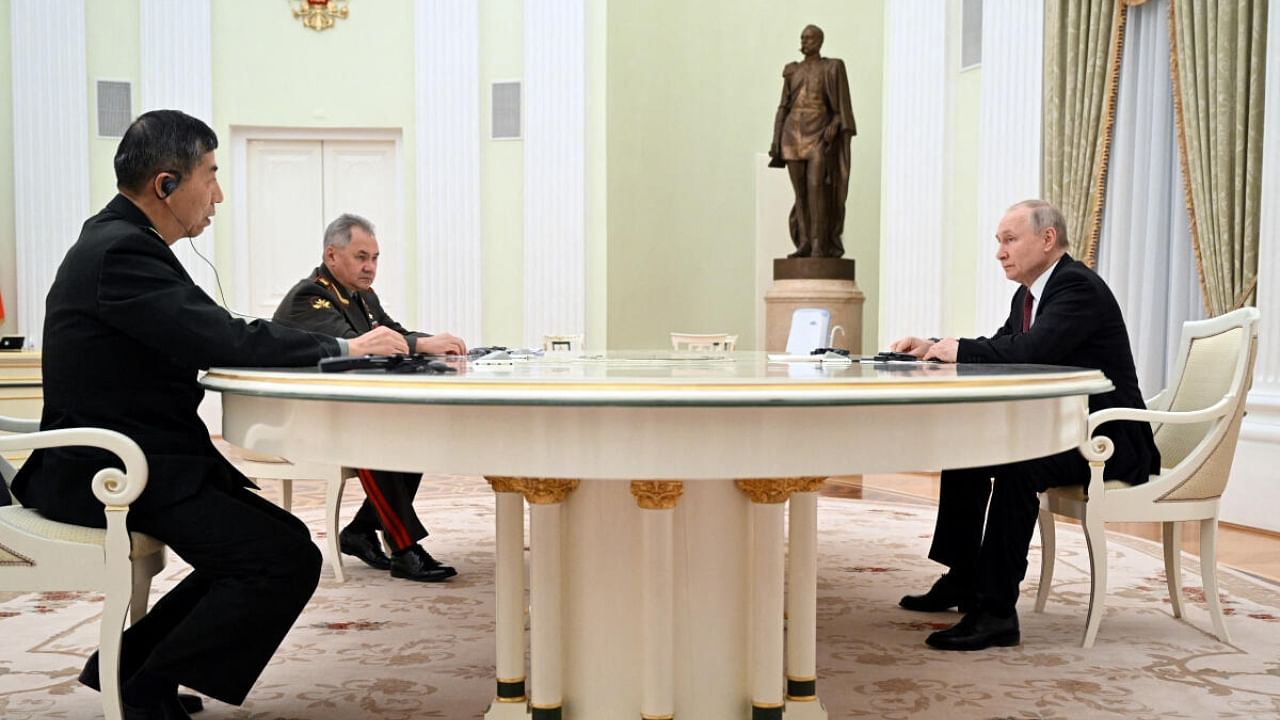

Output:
xmin=100 ymin=572 xmax=133 ymax=720
xmin=1200 ymin=517 xmax=1231 ymax=643
xmin=1034 ymin=504 xmax=1056 ymax=613
xmin=280 ymin=478 xmax=293 ymax=513
xmin=1081 ymin=512 xmax=1107 ymax=648
xmin=325 ymin=474 xmax=347 ymax=583
xmin=1162 ymin=521 xmax=1183 ymax=619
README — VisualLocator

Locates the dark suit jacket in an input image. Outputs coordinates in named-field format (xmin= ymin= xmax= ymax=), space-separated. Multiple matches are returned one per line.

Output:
xmin=272 ymin=264 xmax=428 ymax=346
xmin=957 ymin=254 xmax=1160 ymax=485
xmin=11 ymin=195 xmax=342 ymax=525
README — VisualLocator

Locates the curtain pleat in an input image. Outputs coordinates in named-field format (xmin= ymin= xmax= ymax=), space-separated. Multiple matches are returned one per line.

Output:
xmin=1042 ymin=0 xmax=1124 ymax=264
xmin=1170 ymin=0 xmax=1266 ymax=314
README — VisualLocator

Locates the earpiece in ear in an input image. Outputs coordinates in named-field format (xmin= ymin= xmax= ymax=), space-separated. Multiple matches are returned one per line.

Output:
xmin=159 ymin=173 xmax=179 ymax=198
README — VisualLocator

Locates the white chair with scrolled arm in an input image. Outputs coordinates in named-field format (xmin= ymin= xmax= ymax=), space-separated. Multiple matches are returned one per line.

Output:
xmin=670 ymin=332 xmax=738 ymax=351
xmin=1035 ymin=306 xmax=1260 ymax=648
xmin=225 ymin=449 xmax=355 ymax=582
xmin=0 ymin=416 xmax=166 ymax=720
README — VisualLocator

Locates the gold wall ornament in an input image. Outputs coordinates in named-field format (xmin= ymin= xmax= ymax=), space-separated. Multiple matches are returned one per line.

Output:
xmin=629 ymin=480 xmax=685 ymax=510
xmin=485 ymin=476 xmax=580 ymax=504
xmin=734 ymin=478 xmax=797 ymax=504
xmin=292 ymin=0 xmax=349 ymax=32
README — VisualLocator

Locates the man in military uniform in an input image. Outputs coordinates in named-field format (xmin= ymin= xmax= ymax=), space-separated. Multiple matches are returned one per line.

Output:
xmin=274 ymin=213 xmax=466 ymax=582
xmin=768 ymin=24 xmax=857 ymax=258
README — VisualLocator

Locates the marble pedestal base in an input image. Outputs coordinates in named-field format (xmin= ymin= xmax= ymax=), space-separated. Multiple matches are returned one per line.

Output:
xmin=764 ymin=267 xmax=864 ymax=353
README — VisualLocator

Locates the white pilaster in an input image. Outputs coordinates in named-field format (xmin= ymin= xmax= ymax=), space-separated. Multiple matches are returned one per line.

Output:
xmin=11 ymin=0 xmax=90 ymax=347
xmin=880 ymin=0 xmax=947 ymax=347
xmin=1222 ymin=0 xmax=1280 ymax=533
xmin=416 ymin=1 xmax=482 ymax=341
xmin=524 ymin=0 xmax=586 ymax=348
xmin=140 ymin=0 xmax=216 ymax=298
xmin=973 ymin=0 xmax=1043 ymax=335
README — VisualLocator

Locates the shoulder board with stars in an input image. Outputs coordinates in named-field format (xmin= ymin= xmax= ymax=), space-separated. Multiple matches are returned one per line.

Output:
xmin=313 ymin=274 xmax=349 ymax=305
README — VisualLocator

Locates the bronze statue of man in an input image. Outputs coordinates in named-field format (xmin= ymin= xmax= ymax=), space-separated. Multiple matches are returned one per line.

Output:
xmin=769 ymin=24 xmax=857 ymax=258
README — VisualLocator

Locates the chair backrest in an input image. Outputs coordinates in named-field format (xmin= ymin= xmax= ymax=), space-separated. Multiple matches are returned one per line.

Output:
xmin=786 ymin=308 xmax=831 ymax=354
xmin=1153 ymin=307 xmax=1259 ymax=501
xmin=670 ymin=333 xmax=737 ymax=351
xmin=0 ymin=417 xmax=39 ymax=495
xmin=543 ymin=334 xmax=584 ymax=352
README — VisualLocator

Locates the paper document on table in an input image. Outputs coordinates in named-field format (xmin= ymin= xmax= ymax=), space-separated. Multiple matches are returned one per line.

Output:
xmin=769 ymin=352 xmax=853 ymax=364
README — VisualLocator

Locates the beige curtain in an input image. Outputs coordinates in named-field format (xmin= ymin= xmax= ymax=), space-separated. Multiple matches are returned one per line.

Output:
xmin=1170 ymin=0 xmax=1266 ymax=314
xmin=1042 ymin=0 xmax=1126 ymax=265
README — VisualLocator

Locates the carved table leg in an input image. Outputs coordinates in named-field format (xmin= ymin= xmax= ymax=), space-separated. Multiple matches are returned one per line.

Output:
xmin=785 ymin=478 xmax=828 ymax=719
xmin=484 ymin=477 xmax=529 ymax=719
xmin=524 ymin=479 xmax=580 ymax=720
xmin=631 ymin=480 xmax=685 ymax=720
xmin=735 ymin=479 xmax=793 ymax=720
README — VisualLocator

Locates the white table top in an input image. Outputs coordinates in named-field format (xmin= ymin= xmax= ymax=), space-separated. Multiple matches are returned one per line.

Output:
xmin=203 ymin=351 xmax=1112 ymax=407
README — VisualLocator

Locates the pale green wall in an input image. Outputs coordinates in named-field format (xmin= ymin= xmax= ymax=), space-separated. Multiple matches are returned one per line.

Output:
xmin=943 ymin=0 xmax=982 ymax=337
xmin=606 ymin=1 xmax=885 ymax=350
xmin=85 ymin=0 xmax=139 ymax=211
xmin=208 ymin=0 xmax=418 ymax=314
xmin=480 ymin=0 xmax=524 ymax=346
xmin=0 ymin=1 xmax=13 ymax=336
xmin=3 ymin=1 xmax=886 ymax=350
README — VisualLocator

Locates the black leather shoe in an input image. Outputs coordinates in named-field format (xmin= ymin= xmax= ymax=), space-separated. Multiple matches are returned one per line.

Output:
xmin=124 ymin=694 xmax=193 ymax=720
xmin=899 ymin=574 xmax=976 ymax=613
xmin=390 ymin=545 xmax=458 ymax=582
xmin=339 ymin=527 xmax=391 ymax=570
xmin=925 ymin=609 xmax=1021 ymax=651
xmin=80 ymin=654 xmax=204 ymax=714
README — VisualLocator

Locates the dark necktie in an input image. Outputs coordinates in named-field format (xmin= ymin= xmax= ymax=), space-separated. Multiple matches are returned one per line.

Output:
xmin=1021 ymin=290 xmax=1035 ymax=332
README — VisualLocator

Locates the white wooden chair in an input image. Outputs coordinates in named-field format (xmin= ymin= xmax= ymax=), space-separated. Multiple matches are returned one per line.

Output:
xmin=0 ymin=416 xmax=166 ymax=720
xmin=670 ymin=332 xmax=738 ymax=351
xmin=1035 ymin=307 xmax=1260 ymax=647
xmin=543 ymin=334 xmax=584 ymax=352
xmin=226 ymin=450 xmax=355 ymax=583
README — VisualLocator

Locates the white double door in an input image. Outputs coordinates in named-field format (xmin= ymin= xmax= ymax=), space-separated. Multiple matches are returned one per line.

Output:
xmin=242 ymin=137 xmax=404 ymax=322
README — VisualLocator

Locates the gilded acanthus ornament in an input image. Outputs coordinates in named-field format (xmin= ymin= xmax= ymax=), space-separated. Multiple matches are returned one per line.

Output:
xmin=629 ymin=480 xmax=685 ymax=510
xmin=734 ymin=479 xmax=796 ymax=504
xmin=485 ymin=476 xmax=580 ymax=505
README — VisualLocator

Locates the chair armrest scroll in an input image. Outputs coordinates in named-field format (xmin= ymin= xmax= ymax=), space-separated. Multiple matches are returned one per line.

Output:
xmin=1086 ymin=396 xmax=1234 ymax=436
xmin=0 ymin=427 xmax=149 ymax=507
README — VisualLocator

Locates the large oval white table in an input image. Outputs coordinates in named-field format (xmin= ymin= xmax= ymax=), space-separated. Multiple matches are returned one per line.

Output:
xmin=204 ymin=352 xmax=1111 ymax=720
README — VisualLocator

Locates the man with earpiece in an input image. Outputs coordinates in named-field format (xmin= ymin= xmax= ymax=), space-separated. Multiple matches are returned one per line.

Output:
xmin=273 ymin=212 xmax=466 ymax=583
xmin=9 ymin=110 xmax=409 ymax=720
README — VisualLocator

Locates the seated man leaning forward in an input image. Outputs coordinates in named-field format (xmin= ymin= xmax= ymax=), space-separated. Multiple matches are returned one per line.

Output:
xmin=888 ymin=199 xmax=1160 ymax=651
xmin=10 ymin=110 xmax=409 ymax=719
xmin=273 ymin=212 xmax=466 ymax=582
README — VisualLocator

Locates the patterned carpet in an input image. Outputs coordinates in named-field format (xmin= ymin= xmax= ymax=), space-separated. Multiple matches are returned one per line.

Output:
xmin=2 ymin=476 xmax=1279 ymax=719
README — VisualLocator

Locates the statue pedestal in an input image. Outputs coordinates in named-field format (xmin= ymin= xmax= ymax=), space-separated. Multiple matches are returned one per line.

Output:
xmin=764 ymin=258 xmax=864 ymax=353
